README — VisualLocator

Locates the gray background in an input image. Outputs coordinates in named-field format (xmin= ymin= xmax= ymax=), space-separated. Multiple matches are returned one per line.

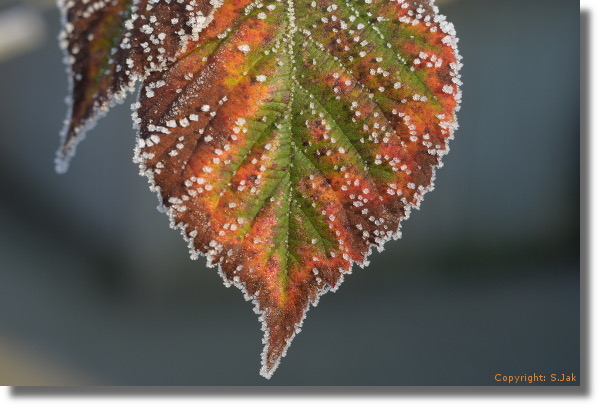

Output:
xmin=0 ymin=0 xmax=580 ymax=385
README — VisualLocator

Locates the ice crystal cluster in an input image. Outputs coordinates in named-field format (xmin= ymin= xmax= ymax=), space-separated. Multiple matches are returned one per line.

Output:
xmin=56 ymin=0 xmax=462 ymax=379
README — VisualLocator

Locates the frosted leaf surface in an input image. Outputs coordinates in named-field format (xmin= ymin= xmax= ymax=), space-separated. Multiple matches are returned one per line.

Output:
xmin=133 ymin=0 xmax=462 ymax=378
xmin=56 ymin=0 xmax=222 ymax=172
xmin=56 ymin=0 xmax=461 ymax=379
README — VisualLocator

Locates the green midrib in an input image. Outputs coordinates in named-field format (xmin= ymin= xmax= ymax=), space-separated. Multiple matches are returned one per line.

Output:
xmin=191 ymin=0 xmax=440 ymax=292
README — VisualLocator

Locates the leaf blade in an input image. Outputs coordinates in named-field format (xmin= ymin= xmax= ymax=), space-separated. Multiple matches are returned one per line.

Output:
xmin=135 ymin=0 xmax=462 ymax=378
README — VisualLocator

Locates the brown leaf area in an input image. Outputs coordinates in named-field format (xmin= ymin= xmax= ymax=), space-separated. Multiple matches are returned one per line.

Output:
xmin=57 ymin=0 xmax=462 ymax=379
xmin=56 ymin=0 xmax=218 ymax=172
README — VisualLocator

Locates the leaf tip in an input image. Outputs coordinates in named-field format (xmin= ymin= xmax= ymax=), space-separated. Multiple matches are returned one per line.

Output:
xmin=259 ymin=329 xmax=285 ymax=380
xmin=54 ymin=157 xmax=70 ymax=174
xmin=54 ymin=122 xmax=83 ymax=174
xmin=54 ymin=133 xmax=74 ymax=174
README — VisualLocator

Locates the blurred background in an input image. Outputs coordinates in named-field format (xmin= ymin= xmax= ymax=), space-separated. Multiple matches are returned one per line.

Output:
xmin=0 ymin=0 xmax=580 ymax=385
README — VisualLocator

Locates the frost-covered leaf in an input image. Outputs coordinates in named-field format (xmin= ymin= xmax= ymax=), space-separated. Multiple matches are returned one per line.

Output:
xmin=56 ymin=0 xmax=221 ymax=172
xmin=132 ymin=0 xmax=461 ymax=378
